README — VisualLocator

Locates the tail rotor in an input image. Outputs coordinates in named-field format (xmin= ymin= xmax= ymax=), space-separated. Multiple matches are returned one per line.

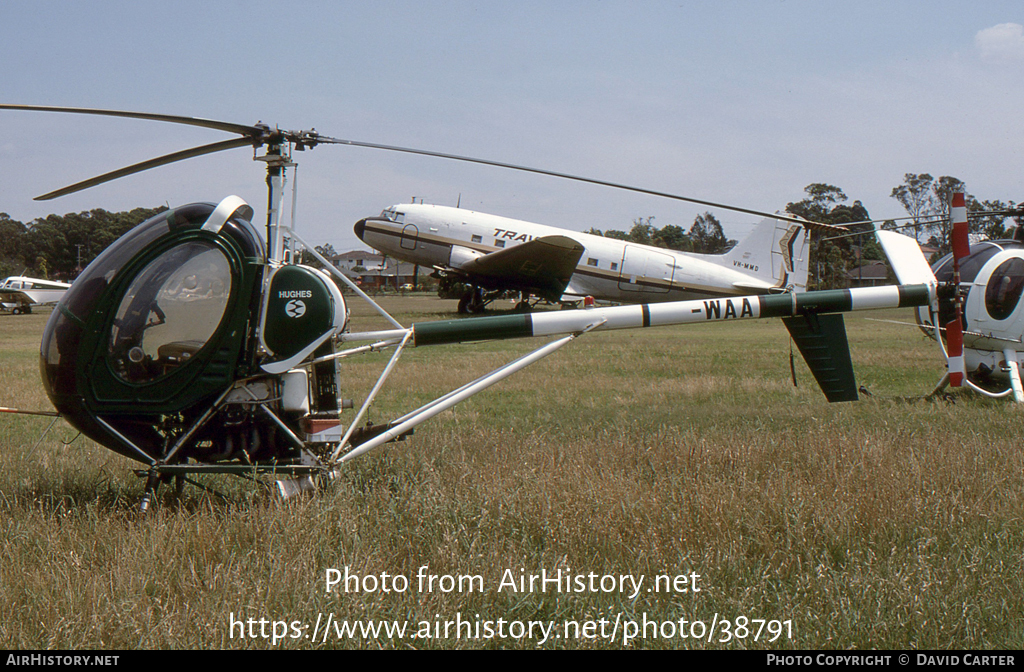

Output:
xmin=944 ymin=190 xmax=970 ymax=387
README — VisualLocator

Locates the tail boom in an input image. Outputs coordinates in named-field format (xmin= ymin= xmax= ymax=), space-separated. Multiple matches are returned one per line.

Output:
xmin=411 ymin=284 xmax=930 ymax=346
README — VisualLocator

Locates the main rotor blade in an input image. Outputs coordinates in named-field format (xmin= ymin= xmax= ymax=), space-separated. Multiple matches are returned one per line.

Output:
xmin=0 ymin=104 xmax=845 ymax=231
xmin=0 ymin=104 xmax=262 ymax=138
xmin=35 ymin=137 xmax=255 ymax=201
xmin=316 ymin=137 xmax=845 ymax=232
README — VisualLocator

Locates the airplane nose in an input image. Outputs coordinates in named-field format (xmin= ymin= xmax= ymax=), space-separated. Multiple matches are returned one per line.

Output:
xmin=354 ymin=219 xmax=366 ymax=241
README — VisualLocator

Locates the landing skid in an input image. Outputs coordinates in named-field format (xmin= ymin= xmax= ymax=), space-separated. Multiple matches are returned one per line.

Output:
xmin=928 ymin=349 xmax=1024 ymax=403
xmin=134 ymin=462 xmax=330 ymax=512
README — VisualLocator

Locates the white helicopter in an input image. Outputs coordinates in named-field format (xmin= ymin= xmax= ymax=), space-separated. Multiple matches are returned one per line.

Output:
xmin=878 ymin=191 xmax=1024 ymax=401
xmin=355 ymin=202 xmax=808 ymax=313
xmin=0 ymin=276 xmax=71 ymax=314
xmin=0 ymin=103 xmax=933 ymax=509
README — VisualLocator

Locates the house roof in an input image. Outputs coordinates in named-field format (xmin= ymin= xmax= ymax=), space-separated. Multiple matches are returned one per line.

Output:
xmin=330 ymin=249 xmax=385 ymax=263
xmin=846 ymin=260 xmax=889 ymax=280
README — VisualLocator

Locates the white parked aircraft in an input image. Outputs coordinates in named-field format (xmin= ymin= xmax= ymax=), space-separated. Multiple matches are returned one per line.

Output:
xmin=355 ymin=203 xmax=809 ymax=312
xmin=0 ymin=276 xmax=71 ymax=314
xmin=877 ymin=191 xmax=1024 ymax=402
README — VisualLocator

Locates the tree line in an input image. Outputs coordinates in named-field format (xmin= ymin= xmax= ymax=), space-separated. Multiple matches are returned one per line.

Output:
xmin=588 ymin=175 xmax=1023 ymax=289
xmin=0 ymin=206 xmax=167 ymax=281
xmin=884 ymin=173 xmax=1021 ymax=247
xmin=2 ymin=174 xmax=1020 ymax=289
xmin=586 ymin=212 xmax=736 ymax=255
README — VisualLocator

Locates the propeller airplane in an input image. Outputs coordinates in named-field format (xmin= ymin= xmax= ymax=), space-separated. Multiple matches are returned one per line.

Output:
xmin=0 ymin=103 xmax=933 ymax=509
xmin=0 ymin=276 xmax=71 ymax=315
xmin=354 ymin=202 xmax=809 ymax=313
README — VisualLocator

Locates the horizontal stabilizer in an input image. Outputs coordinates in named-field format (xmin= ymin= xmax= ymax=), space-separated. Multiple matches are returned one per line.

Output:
xmin=876 ymin=230 xmax=936 ymax=286
xmin=783 ymin=313 xmax=858 ymax=402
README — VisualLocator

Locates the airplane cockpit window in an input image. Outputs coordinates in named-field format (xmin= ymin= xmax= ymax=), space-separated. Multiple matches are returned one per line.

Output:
xmin=380 ymin=208 xmax=405 ymax=223
xmin=108 ymin=241 xmax=233 ymax=384
xmin=985 ymin=258 xmax=1024 ymax=321
xmin=380 ymin=208 xmax=394 ymax=220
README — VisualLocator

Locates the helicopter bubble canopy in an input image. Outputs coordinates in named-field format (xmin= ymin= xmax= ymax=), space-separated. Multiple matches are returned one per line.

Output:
xmin=923 ymin=239 xmax=1024 ymax=376
xmin=40 ymin=200 xmax=267 ymax=462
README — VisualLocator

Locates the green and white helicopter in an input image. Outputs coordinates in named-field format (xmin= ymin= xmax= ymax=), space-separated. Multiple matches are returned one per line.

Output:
xmin=0 ymin=104 xmax=933 ymax=509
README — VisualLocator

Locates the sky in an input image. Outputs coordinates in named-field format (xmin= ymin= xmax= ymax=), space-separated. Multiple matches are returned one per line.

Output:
xmin=1 ymin=1 xmax=1023 ymax=253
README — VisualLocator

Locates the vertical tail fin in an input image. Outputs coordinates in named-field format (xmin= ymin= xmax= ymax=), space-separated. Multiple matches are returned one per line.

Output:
xmin=721 ymin=216 xmax=809 ymax=291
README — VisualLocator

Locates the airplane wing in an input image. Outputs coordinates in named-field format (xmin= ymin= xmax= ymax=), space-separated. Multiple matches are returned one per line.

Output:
xmin=0 ymin=290 xmax=35 ymax=306
xmin=450 ymin=235 xmax=585 ymax=301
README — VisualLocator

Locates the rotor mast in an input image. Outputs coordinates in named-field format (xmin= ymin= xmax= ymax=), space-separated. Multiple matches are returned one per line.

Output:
xmin=255 ymin=133 xmax=296 ymax=264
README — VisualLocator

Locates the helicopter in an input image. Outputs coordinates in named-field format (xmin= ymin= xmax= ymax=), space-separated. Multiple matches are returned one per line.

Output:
xmin=0 ymin=104 xmax=933 ymax=509
xmin=878 ymin=192 xmax=1024 ymax=402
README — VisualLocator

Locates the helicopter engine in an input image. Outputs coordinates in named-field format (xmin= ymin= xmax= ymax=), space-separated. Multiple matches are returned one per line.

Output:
xmin=40 ymin=201 xmax=349 ymax=468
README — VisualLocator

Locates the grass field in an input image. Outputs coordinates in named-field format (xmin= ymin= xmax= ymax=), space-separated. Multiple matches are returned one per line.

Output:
xmin=1 ymin=295 xmax=1023 ymax=649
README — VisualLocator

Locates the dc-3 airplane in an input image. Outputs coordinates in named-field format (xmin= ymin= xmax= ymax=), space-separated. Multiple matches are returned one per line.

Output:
xmin=355 ymin=203 xmax=808 ymax=313
xmin=878 ymin=192 xmax=1024 ymax=402
xmin=0 ymin=276 xmax=71 ymax=314
xmin=0 ymin=104 xmax=938 ymax=509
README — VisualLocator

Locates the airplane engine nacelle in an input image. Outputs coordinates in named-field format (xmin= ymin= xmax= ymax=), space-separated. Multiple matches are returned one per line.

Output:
xmin=448 ymin=244 xmax=485 ymax=270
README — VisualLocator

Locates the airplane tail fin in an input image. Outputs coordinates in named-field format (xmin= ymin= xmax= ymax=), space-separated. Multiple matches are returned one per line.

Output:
xmin=720 ymin=216 xmax=809 ymax=292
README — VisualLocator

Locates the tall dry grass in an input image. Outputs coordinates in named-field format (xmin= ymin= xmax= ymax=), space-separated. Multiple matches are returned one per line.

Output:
xmin=1 ymin=297 xmax=1023 ymax=649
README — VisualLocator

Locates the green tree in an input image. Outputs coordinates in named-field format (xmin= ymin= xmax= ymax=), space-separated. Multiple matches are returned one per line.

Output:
xmin=689 ymin=212 xmax=731 ymax=254
xmin=890 ymin=173 xmax=935 ymax=243
xmin=787 ymin=184 xmax=873 ymax=290
xmin=653 ymin=224 xmax=690 ymax=252
xmin=590 ymin=227 xmax=630 ymax=241
xmin=18 ymin=206 xmax=166 ymax=279
xmin=585 ymin=214 xmax=733 ymax=254
xmin=969 ymin=198 xmax=1013 ymax=241
xmin=0 ymin=213 xmax=27 ymax=278
xmin=626 ymin=217 xmax=657 ymax=246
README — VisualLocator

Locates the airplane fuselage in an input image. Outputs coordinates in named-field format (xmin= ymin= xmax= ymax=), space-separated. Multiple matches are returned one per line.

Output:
xmin=355 ymin=204 xmax=805 ymax=303
xmin=0 ymin=276 xmax=71 ymax=313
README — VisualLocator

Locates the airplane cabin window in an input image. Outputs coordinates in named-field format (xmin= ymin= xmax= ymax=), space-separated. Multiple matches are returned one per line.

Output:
xmin=108 ymin=241 xmax=233 ymax=384
xmin=985 ymin=258 xmax=1024 ymax=321
xmin=495 ymin=240 xmax=506 ymax=248
xmin=587 ymin=258 xmax=598 ymax=267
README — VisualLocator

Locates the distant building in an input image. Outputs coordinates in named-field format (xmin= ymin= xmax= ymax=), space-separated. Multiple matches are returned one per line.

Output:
xmin=355 ymin=260 xmax=420 ymax=290
xmin=329 ymin=249 xmax=385 ymax=272
xmin=846 ymin=260 xmax=891 ymax=287
xmin=322 ymin=249 xmax=430 ymax=291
